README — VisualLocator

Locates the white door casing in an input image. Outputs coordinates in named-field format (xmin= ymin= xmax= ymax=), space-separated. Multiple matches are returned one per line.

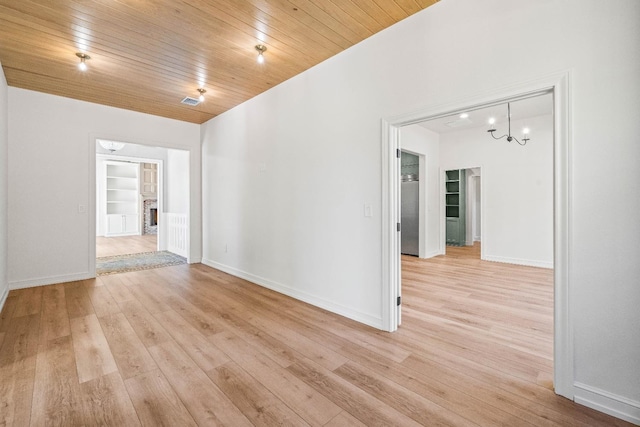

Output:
xmin=381 ymin=71 xmax=573 ymax=399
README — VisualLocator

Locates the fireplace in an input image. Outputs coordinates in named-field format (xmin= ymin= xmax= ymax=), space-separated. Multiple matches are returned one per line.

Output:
xmin=143 ymin=199 xmax=158 ymax=235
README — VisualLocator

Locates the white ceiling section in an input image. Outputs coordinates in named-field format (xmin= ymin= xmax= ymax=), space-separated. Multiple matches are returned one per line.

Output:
xmin=418 ymin=93 xmax=553 ymax=134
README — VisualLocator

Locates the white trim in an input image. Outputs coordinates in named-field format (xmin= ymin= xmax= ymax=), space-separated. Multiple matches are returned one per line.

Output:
xmin=483 ymin=255 xmax=553 ymax=269
xmin=381 ymin=121 xmax=401 ymax=331
xmin=422 ymin=250 xmax=441 ymax=259
xmin=0 ymin=285 xmax=9 ymax=312
xmin=9 ymin=272 xmax=93 ymax=290
xmin=552 ymin=72 xmax=574 ymax=399
xmin=574 ymin=382 xmax=640 ymax=425
xmin=381 ymin=70 xmax=573 ymax=400
xmin=202 ymin=258 xmax=383 ymax=330
xmin=165 ymin=213 xmax=189 ymax=257
xmin=468 ymin=174 xmax=481 ymax=246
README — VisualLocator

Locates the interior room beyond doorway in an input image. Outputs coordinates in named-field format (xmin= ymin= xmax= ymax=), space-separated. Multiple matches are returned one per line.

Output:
xmin=96 ymin=234 xmax=157 ymax=258
xmin=94 ymin=139 xmax=191 ymax=276
xmin=395 ymin=91 xmax=556 ymax=397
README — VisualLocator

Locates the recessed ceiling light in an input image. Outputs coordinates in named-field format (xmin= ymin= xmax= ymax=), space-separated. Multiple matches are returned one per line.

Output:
xmin=459 ymin=113 xmax=469 ymax=119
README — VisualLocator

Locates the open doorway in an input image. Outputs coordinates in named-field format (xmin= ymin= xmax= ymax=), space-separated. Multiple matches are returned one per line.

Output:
xmin=94 ymin=139 xmax=190 ymax=275
xmin=399 ymin=94 xmax=555 ymax=390
xmin=382 ymin=72 xmax=572 ymax=398
xmin=400 ymin=151 xmax=420 ymax=257
xmin=442 ymin=167 xmax=482 ymax=257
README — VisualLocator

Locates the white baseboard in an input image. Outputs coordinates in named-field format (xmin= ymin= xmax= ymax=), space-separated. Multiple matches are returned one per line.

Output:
xmin=0 ymin=285 xmax=9 ymax=313
xmin=9 ymin=272 xmax=94 ymax=290
xmin=421 ymin=250 xmax=441 ymax=259
xmin=574 ymin=382 xmax=640 ymax=425
xmin=201 ymin=258 xmax=383 ymax=330
xmin=483 ymin=254 xmax=553 ymax=269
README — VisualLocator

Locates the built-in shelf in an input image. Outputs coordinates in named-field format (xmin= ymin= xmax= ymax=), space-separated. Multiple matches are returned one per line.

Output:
xmin=105 ymin=161 xmax=139 ymax=235
xmin=446 ymin=169 xmax=465 ymax=246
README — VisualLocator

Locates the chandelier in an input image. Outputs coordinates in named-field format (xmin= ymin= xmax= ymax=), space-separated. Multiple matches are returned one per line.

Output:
xmin=98 ymin=140 xmax=126 ymax=153
xmin=487 ymin=103 xmax=530 ymax=146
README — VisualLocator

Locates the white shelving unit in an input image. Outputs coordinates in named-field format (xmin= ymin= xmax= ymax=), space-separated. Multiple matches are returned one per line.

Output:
xmin=105 ymin=161 xmax=140 ymax=236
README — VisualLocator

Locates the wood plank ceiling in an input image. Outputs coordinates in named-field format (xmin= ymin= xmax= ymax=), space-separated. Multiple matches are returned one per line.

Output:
xmin=0 ymin=0 xmax=438 ymax=124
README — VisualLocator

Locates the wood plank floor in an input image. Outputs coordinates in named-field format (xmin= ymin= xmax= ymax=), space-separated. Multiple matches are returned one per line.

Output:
xmin=96 ymin=234 xmax=157 ymax=258
xmin=0 ymin=246 xmax=633 ymax=426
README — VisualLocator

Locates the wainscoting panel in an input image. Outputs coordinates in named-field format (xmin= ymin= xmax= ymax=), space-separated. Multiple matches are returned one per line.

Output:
xmin=166 ymin=213 xmax=188 ymax=258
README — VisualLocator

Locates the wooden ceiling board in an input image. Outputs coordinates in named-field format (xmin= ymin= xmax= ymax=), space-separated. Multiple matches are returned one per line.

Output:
xmin=393 ymin=0 xmax=425 ymax=15
xmin=3 ymin=2 xmax=294 ymax=98
xmin=0 ymin=0 xmax=437 ymax=124
xmin=0 ymin=22 xmax=257 ymax=107
xmin=5 ymin=68 xmax=216 ymax=124
xmin=292 ymin=1 xmax=373 ymax=41
xmin=347 ymin=0 xmax=398 ymax=28
xmin=370 ymin=0 xmax=409 ymax=22
xmin=249 ymin=0 xmax=352 ymax=49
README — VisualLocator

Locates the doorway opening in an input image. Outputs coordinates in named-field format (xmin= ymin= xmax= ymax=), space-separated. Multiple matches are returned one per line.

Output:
xmin=382 ymin=72 xmax=572 ymax=399
xmin=93 ymin=139 xmax=191 ymax=276
xmin=442 ymin=167 xmax=482 ymax=257
xmin=400 ymin=151 xmax=420 ymax=257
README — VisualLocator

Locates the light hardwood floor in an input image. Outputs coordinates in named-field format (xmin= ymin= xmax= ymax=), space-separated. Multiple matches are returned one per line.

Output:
xmin=96 ymin=234 xmax=158 ymax=258
xmin=0 ymin=246 xmax=632 ymax=426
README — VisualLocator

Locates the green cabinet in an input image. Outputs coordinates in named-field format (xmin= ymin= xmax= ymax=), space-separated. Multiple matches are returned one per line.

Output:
xmin=445 ymin=169 xmax=466 ymax=246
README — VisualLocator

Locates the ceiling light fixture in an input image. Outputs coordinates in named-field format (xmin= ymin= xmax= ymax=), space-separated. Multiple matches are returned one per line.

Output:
xmin=197 ymin=88 xmax=206 ymax=102
xmin=76 ymin=52 xmax=90 ymax=71
xmin=255 ymin=44 xmax=267 ymax=64
xmin=459 ymin=113 xmax=469 ymax=119
xmin=98 ymin=140 xmax=125 ymax=153
xmin=487 ymin=102 xmax=530 ymax=146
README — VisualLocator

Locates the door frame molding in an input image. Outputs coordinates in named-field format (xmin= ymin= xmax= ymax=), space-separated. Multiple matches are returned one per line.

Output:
xmin=380 ymin=71 xmax=573 ymax=399
xmin=470 ymin=174 xmax=482 ymax=244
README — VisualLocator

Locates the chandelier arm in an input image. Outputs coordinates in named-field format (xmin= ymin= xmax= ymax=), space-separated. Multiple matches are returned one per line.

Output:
xmin=489 ymin=131 xmax=509 ymax=140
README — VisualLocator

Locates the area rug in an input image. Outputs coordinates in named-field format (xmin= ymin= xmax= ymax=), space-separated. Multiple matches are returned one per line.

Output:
xmin=96 ymin=251 xmax=186 ymax=276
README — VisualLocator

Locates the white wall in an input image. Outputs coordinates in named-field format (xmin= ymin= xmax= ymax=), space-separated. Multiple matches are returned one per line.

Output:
xmin=8 ymin=88 xmax=201 ymax=288
xmin=400 ymin=125 xmax=440 ymax=258
xmin=0 ymin=64 xmax=8 ymax=310
xmin=200 ymin=0 xmax=640 ymax=421
xmin=440 ymin=114 xmax=553 ymax=268
xmin=165 ymin=148 xmax=190 ymax=214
